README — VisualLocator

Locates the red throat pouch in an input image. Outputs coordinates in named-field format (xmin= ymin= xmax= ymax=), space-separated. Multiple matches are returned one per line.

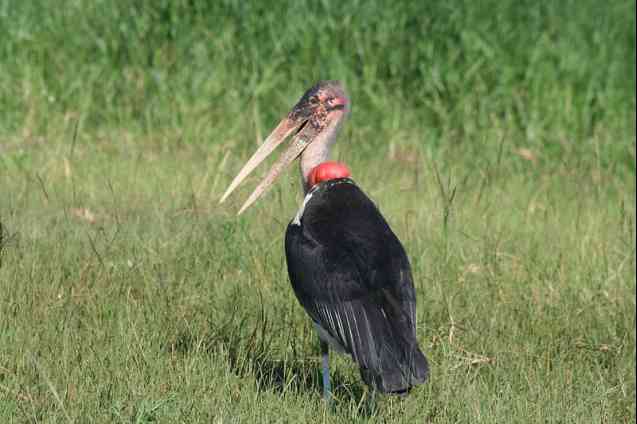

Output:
xmin=308 ymin=161 xmax=351 ymax=188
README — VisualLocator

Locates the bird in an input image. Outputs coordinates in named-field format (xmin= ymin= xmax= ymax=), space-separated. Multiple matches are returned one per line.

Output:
xmin=220 ymin=81 xmax=428 ymax=401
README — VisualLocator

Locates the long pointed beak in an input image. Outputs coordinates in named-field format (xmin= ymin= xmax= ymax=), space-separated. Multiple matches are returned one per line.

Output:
xmin=219 ymin=118 xmax=303 ymax=204
xmin=220 ymin=118 xmax=311 ymax=215
xmin=236 ymin=132 xmax=310 ymax=215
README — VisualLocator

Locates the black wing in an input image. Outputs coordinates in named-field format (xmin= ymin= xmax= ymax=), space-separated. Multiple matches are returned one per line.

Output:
xmin=285 ymin=179 xmax=428 ymax=392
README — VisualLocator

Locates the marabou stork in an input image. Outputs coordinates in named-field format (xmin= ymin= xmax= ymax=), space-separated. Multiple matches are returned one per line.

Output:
xmin=220 ymin=81 xmax=428 ymax=400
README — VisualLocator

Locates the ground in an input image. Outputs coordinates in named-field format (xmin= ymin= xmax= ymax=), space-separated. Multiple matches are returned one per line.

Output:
xmin=0 ymin=1 xmax=635 ymax=422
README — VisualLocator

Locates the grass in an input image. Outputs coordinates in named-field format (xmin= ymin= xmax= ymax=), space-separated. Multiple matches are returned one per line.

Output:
xmin=1 ymin=0 xmax=635 ymax=422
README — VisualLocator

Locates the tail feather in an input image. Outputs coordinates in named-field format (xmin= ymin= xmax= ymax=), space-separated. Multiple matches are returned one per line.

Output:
xmin=360 ymin=343 xmax=428 ymax=393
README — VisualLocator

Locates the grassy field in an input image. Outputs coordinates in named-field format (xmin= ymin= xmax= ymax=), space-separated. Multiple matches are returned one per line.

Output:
xmin=1 ymin=0 xmax=635 ymax=422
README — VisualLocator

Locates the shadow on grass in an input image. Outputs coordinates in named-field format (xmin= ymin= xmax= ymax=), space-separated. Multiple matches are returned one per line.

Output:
xmin=247 ymin=355 xmax=381 ymax=416
xmin=167 ymin=310 xmax=377 ymax=416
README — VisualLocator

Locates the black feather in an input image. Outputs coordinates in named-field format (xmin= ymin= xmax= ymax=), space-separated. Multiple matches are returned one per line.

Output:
xmin=285 ymin=178 xmax=428 ymax=393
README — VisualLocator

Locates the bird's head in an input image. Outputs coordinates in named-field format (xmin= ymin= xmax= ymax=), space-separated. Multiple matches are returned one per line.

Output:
xmin=220 ymin=80 xmax=350 ymax=214
xmin=288 ymin=80 xmax=350 ymax=130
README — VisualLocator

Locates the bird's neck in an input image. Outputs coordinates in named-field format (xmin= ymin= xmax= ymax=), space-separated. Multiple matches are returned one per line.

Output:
xmin=299 ymin=115 xmax=346 ymax=194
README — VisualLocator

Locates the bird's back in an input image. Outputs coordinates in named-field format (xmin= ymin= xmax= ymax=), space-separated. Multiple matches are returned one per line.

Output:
xmin=285 ymin=178 xmax=428 ymax=393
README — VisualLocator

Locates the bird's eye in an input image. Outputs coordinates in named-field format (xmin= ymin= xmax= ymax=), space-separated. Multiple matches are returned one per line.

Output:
xmin=309 ymin=96 xmax=319 ymax=105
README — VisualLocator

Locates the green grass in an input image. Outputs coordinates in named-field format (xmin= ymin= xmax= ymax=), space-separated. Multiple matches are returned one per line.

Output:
xmin=1 ymin=0 xmax=635 ymax=422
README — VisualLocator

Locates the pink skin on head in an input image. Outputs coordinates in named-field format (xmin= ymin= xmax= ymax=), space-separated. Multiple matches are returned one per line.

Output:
xmin=317 ymin=92 xmax=349 ymax=110
xmin=328 ymin=95 xmax=348 ymax=108
xmin=308 ymin=161 xmax=351 ymax=189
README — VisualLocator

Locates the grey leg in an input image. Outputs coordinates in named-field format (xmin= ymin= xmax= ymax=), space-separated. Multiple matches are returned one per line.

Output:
xmin=320 ymin=340 xmax=332 ymax=403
